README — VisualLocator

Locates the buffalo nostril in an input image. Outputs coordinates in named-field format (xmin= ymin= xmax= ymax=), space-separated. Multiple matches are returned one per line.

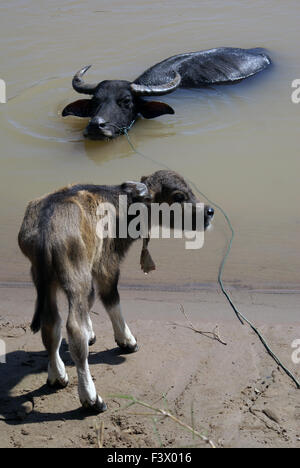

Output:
xmin=207 ymin=207 xmax=214 ymax=217
xmin=90 ymin=117 xmax=108 ymax=129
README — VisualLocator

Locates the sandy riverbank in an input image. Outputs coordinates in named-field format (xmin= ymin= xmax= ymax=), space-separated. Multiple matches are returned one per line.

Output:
xmin=0 ymin=284 xmax=299 ymax=448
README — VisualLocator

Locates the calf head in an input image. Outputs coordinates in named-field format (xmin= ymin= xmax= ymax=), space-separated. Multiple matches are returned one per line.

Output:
xmin=141 ymin=170 xmax=214 ymax=230
xmin=62 ymin=66 xmax=181 ymax=140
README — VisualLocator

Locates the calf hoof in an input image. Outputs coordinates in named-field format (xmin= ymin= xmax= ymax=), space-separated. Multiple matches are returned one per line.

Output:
xmin=82 ymin=396 xmax=107 ymax=414
xmin=117 ymin=341 xmax=139 ymax=354
xmin=47 ymin=375 xmax=69 ymax=390
xmin=89 ymin=335 xmax=97 ymax=346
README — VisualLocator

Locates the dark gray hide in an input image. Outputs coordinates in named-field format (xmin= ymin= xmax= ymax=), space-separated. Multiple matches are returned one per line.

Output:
xmin=134 ymin=47 xmax=271 ymax=87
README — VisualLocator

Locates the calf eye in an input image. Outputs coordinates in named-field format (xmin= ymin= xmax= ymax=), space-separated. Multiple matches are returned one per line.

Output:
xmin=173 ymin=192 xmax=186 ymax=203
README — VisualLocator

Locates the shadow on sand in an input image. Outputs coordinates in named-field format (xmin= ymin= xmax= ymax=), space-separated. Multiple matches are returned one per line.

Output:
xmin=0 ymin=339 xmax=127 ymax=425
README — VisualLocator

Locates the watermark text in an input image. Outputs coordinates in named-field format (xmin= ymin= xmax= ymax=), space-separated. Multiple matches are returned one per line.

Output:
xmin=291 ymin=339 xmax=300 ymax=364
xmin=0 ymin=339 xmax=6 ymax=364
xmin=291 ymin=79 xmax=300 ymax=104
xmin=0 ymin=79 xmax=6 ymax=104
xmin=96 ymin=197 xmax=206 ymax=250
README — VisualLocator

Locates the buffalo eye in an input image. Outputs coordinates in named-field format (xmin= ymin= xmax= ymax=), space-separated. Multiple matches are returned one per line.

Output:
xmin=118 ymin=96 xmax=132 ymax=108
xmin=172 ymin=192 xmax=186 ymax=203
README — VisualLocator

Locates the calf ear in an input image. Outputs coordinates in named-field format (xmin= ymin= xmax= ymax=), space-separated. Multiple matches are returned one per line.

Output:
xmin=121 ymin=181 xmax=152 ymax=201
xmin=62 ymin=99 xmax=93 ymax=117
xmin=138 ymin=100 xmax=175 ymax=119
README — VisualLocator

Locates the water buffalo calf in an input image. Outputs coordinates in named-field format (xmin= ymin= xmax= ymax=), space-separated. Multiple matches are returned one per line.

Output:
xmin=18 ymin=170 xmax=214 ymax=413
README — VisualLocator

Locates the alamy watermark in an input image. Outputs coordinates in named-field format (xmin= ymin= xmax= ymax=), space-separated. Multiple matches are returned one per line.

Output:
xmin=291 ymin=80 xmax=300 ymax=104
xmin=96 ymin=196 xmax=206 ymax=250
xmin=0 ymin=339 xmax=6 ymax=364
xmin=291 ymin=339 xmax=300 ymax=364
xmin=0 ymin=79 xmax=6 ymax=104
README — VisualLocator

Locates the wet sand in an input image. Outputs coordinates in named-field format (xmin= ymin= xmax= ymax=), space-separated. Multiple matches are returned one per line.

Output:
xmin=0 ymin=284 xmax=299 ymax=448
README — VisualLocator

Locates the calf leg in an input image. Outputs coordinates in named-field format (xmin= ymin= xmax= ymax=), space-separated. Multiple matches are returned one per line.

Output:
xmin=98 ymin=271 xmax=138 ymax=353
xmin=87 ymin=283 xmax=97 ymax=346
xmin=66 ymin=282 xmax=106 ymax=413
xmin=31 ymin=267 xmax=68 ymax=388
xmin=41 ymin=290 xmax=69 ymax=389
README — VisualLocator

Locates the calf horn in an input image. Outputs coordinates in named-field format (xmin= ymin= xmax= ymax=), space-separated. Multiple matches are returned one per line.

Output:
xmin=72 ymin=65 xmax=99 ymax=95
xmin=130 ymin=72 xmax=181 ymax=96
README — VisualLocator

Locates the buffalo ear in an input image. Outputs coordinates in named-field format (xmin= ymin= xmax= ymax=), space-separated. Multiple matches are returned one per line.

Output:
xmin=62 ymin=99 xmax=93 ymax=118
xmin=138 ymin=100 xmax=175 ymax=119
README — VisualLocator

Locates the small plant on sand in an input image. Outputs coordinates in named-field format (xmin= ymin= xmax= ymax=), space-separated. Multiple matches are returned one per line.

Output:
xmin=108 ymin=394 xmax=216 ymax=449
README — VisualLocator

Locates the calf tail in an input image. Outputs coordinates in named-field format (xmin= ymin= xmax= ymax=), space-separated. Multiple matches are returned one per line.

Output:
xmin=31 ymin=298 xmax=43 ymax=334
xmin=31 ymin=236 xmax=52 ymax=334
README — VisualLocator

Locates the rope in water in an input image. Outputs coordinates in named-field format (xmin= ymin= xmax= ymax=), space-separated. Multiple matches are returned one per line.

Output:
xmin=120 ymin=121 xmax=300 ymax=389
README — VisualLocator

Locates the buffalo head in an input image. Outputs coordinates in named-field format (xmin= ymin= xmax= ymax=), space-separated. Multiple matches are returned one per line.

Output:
xmin=62 ymin=65 xmax=181 ymax=140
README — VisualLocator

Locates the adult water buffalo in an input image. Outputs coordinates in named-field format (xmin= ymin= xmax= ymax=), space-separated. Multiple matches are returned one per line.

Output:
xmin=62 ymin=47 xmax=271 ymax=140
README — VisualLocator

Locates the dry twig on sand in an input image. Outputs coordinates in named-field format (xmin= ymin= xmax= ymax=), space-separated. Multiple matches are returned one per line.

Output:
xmin=111 ymin=394 xmax=216 ymax=449
xmin=95 ymin=420 xmax=104 ymax=448
xmin=176 ymin=304 xmax=227 ymax=346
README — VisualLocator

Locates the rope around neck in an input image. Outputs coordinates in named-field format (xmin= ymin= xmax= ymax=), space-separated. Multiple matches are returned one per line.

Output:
xmin=120 ymin=122 xmax=300 ymax=389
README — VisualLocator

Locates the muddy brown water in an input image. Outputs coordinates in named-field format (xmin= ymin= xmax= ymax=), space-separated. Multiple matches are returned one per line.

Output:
xmin=0 ymin=0 xmax=300 ymax=289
